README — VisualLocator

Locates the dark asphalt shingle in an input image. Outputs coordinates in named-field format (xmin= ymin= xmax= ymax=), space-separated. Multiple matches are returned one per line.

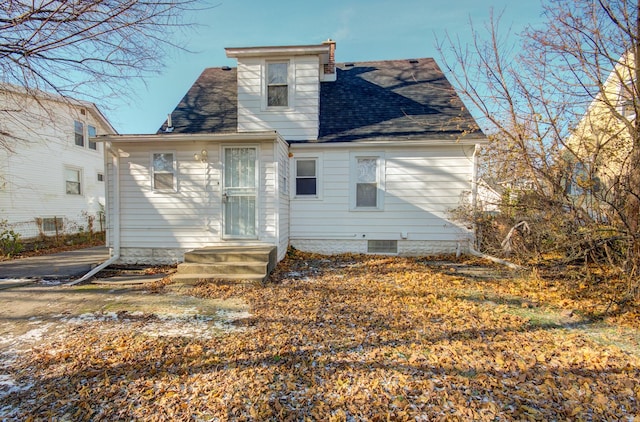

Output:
xmin=159 ymin=58 xmax=484 ymax=142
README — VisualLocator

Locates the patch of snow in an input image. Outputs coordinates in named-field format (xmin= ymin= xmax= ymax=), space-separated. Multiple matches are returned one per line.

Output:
xmin=38 ymin=279 xmax=62 ymax=286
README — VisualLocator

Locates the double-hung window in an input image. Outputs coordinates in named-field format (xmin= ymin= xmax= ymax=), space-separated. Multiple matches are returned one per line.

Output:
xmin=74 ymin=121 xmax=85 ymax=147
xmin=295 ymin=159 xmax=317 ymax=196
xmin=65 ymin=167 xmax=82 ymax=195
xmin=267 ymin=62 xmax=289 ymax=107
xmin=351 ymin=154 xmax=385 ymax=210
xmin=88 ymin=125 xmax=97 ymax=150
xmin=152 ymin=152 xmax=177 ymax=191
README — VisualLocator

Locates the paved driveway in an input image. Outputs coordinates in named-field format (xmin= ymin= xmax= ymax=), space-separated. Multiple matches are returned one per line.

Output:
xmin=0 ymin=246 xmax=109 ymax=283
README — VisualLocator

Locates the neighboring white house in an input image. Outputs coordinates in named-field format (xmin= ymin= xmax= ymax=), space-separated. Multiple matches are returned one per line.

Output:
xmin=98 ymin=41 xmax=487 ymax=265
xmin=0 ymin=85 xmax=117 ymax=239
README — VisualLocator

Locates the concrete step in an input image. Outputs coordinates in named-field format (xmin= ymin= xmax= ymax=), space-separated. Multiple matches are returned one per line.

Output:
xmin=172 ymin=273 xmax=266 ymax=285
xmin=177 ymin=262 xmax=267 ymax=276
xmin=184 ymin=246 xmax=276 ymax=265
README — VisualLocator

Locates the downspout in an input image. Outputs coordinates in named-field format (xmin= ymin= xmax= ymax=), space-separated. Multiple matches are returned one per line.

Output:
xmin=466 ymin=144 xmax=524 ymax=270
xmin=68 ymin=143 xmax=120 ymax=285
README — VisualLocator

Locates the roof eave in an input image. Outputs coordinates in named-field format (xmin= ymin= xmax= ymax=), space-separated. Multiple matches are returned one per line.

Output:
xmin=96 ymin=131 xmax=281 ymax=143
xmin=225 ymin=44 xmax=330 ymax=58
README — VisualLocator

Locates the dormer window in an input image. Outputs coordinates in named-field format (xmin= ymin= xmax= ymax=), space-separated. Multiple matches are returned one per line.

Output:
xmin=267 ymin=62 xmax=288 ymax=107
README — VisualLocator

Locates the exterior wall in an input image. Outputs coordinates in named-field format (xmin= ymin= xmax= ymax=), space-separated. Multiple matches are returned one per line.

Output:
xmin=236 ymin=55 xmax=320 ymax=140
xmin=288 ymin=144 xmax=475 ymax=256
xmin=108 ymin=139 xmax=279 ymax=264
xmin=290 ymin=239 xmax=466 ymax=256
xmin=0 ymin=90 xmax=113 ymax=238
xmin=276 ymin=138 xmax=290 ymax=260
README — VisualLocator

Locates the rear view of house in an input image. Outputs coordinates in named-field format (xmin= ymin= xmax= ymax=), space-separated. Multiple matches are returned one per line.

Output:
xmin=98 ymin=40 xmax=486 ymax=270
xmin=0 ymin=85 xmax=117 ymax=239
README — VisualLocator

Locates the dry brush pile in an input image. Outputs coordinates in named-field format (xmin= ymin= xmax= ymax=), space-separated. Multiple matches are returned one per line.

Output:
xmin=1 ymin=251 xmax=639 ymax=420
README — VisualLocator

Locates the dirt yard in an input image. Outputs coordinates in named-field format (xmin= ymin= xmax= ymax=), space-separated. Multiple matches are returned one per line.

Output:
xmin=0 ymin=279 xmax=249 ymax=354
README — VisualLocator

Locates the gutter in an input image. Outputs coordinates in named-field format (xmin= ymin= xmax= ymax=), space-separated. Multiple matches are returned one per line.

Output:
xmin=68 ymin=142 xmax=121 ymax=285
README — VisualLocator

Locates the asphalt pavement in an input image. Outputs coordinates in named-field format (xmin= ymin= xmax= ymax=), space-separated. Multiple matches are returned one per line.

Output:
xmin=0 ymin=246 xmax=110 ymax=282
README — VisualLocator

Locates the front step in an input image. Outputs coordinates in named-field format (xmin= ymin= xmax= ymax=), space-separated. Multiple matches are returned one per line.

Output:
xmin=173 ymin=245 xmax=277 ymax=284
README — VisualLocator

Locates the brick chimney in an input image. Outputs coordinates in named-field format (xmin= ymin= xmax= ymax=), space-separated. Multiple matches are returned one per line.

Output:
xmin=322 ymin=39 xmax=336 ymax=82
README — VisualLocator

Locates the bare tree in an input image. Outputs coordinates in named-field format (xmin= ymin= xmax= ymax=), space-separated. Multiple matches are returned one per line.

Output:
xmin=0 ymin=0 xmax=208 ymax=149
xmin=439 ymin=1 xmax=640 ymax=296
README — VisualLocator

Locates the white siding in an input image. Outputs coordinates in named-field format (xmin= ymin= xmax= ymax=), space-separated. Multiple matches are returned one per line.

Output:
xmin=289 ymin=145 xmax=476 ymax=248
xmin=236 ymin=56 xmax=320 ymax=141
xmin=0 ymin=90 xmax=114 ymax=239
xmin=111 ymin=140 xmax=279 ymax=252
xmin=276 ymin=138 xmax=290 ymax=260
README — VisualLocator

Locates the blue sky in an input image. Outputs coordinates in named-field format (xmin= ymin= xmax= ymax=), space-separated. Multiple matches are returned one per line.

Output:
xmin=105 ymin=0 xmax=545 ymax=134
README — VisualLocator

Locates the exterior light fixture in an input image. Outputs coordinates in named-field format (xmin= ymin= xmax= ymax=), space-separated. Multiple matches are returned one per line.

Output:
xmin=194 ymin=149 xmax=208 ymax=162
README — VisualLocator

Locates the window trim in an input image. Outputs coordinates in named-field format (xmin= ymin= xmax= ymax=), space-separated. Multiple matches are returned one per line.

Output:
xmin=74 ymin=120 xmax=85 ymax=147
xmin=88 ymin=125 xmax=98 ymax=150
xmin=349 ymin=152 xmax=385 ymax=211
xmin=263 ymin=59 xmax=294 ymax=111
xmin=151 ymin=151 xmax=178 ymax=193
xmin=64 ymin=166 xmax=83 ymax=195
xmin=291 ymin=153 xmax=322 ymax=200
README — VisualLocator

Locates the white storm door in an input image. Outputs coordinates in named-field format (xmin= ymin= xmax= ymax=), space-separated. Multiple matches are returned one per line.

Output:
xmin=223 ymin=147 xmax=258 ymax=239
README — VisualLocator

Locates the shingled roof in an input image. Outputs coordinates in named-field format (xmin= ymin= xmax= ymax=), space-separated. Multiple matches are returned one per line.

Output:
xmin=158 ymin=66 xmax=237 ymax=134
xmin=159 ymin=58 xmax=484 ymax=142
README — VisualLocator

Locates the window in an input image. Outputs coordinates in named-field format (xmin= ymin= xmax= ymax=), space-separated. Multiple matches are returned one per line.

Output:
xmin=356 ymin=158 xmax=378 ymax=207
xmin=65 ymin=167 xmax=82 ymax=195
xmin=41 ymin=217 xmax=64 ymax=233
xmin=267 ymin=62 xmax=288 ymax=107
xmin=152 ymin=152 xmax=176 ymax=191
xmin=74 ymin=121 xmax=84 ymax=147
xmin=88 ymin=125 xmax=97 ymax=150
xmin=351 ymin=154 xmax=385 ymax=210
xmin=619 ymin=80 xmax=637 ymax=119
xmin=97 ymin=172 xmax=104 ymax=182
xmin=295 ymin=159 xmax=317 ymax=196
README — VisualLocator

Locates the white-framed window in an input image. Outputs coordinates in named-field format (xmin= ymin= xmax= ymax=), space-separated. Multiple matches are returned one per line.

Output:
xmin=41 ymin=217 xmax=64 ymax=233
xmin=266 ymin=61 xmax=289 ymax=108
xmin=88 ymin=125 xmax=97 ymax=150
xmin=74 ymin=120 xmax=85 ymax=147
xmin=295 ymin=158 xmax=317 ymax=196
xmin=151 ymin=152 xmax=177 ymax=192
xmin=350 ymin=153 xmax=385 ymax=210
xmin=97 ymin=172 xmax=104 ymax=182
xmin=65 ymin=166 xmax=82 ymax=195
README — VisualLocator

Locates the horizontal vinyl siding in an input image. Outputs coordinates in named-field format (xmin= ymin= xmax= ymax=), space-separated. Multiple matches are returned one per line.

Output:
xmin=115 ymin=141 xmax=277 ymax=249
xmin=236 ymin=56 xmax=319 ymax=141
xmin=0 ymin=93 xmax=111 ymax=238
xmin=289 ymin=145 xmax=475 ymax=242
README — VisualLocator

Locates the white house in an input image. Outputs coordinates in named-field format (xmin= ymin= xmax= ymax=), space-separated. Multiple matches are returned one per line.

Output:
xmin=97 ymin=41 xmax=487 ymax=275
xmin=0 ymin=85 xmax=117 ymax=239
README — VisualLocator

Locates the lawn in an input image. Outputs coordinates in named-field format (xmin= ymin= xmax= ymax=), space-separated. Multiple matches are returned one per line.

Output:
xmin=1 ymin=251 xmax=639 ymax=420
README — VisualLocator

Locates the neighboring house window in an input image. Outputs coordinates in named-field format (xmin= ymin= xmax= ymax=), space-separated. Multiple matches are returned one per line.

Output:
xmin=88 ymin=125 xmax=97 ymax=150
xmin=619 ymin=80 xmax=637 ymax=119
xmin=41 ymin=217 xmax=64 ymax=233
xmin=74 ymin=121 xmax=84 ymax=147
xmin=65 ymin=167 xmax=82 ymax=195
xmin=152 ymin=152 xmax=176 ymax=191
xmin=97 ymin=172 xmax=104 ymax=182
xmin=267 ymin=62 xmax=288 ymax=107
xmin=295 ymin=158 xmax=317 ymax=196
xmin=352 ymin=155 xmax=385 ymax=209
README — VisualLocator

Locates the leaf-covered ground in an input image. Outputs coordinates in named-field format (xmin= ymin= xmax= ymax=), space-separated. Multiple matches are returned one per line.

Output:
xmin=1 ymin=251 xmax=639 ymax=420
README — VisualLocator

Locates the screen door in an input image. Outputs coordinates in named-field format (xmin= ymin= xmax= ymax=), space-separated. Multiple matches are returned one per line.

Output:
xmin=222 ymin=147 xmax=257 ymax=238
